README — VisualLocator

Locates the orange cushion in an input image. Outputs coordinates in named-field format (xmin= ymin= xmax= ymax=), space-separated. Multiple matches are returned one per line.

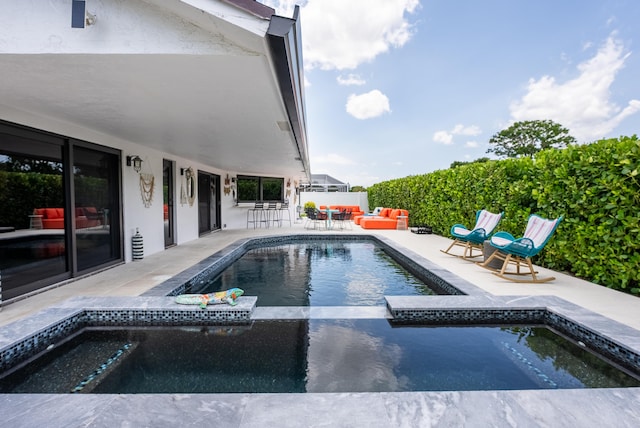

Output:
xmin=360 ymin=218 xmax=397 ymax=229
xmin=43 ymin=208 xmax=60 ymax=219
xmin=389 ymin=209 xmax=401 ymax=220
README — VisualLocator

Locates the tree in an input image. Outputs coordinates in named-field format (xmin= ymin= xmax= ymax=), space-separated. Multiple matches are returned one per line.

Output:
xmin=450 ymin=157 xmax=491 ymax=169
xmin=350 ymin=185 xmax=366 ymax=192
xmin=487 ymin=120 xmax=576 ymax=158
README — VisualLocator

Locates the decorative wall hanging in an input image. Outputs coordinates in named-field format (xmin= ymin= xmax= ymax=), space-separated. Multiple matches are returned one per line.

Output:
xmin=231 ymin=177 xmax=237 ymax=203
xmin=131 ymin=155 xmax=154 ymax=208
xmin=180 ymin=167 xmax=196 ymax=206
xmin=224 ymin=174 xmax=231 ymax=195
xmin=285 ymin=178 xmax=292 ymax=199
xmin=139 ymin=173 xmax=155 ymax=208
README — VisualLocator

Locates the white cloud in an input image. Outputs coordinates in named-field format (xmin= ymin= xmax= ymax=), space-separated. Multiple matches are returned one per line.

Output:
xmin=337 ymin=74 xmax=366 ymax=86
xmin=510 ymin=34 xmax=640 ymax=142
xmin=433 ymin=124 xmax=482 ymax=144
xmin=433 ymin=131 xmax=453 ymax=145
xmin=465 ymin=141 xmax=479 ymax=148
xmin=261 ymin=0 xmax=298 ymax=16
xmin=346 ymin=90 xmax=391 ymax=119
xmin=264 ymin=0 xmax=420 ymax=70
xmin=313 ymin=153 xmax=356 ymax=166
xmin=451 ymin=124 xmax=482 ymax=136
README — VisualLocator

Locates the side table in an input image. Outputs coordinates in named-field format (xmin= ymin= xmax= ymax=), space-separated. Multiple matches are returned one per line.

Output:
xmin=29 ymin=214 xmax=43 ymax=229
xmin=396 ymin=215 xmax=408 ymax=231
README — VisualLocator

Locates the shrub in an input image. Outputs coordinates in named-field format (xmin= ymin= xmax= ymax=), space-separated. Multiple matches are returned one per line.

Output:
xmin=368 ymin=136 xmax=640 ymax=294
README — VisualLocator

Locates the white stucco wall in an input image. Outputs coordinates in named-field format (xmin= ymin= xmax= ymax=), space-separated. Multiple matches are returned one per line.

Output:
xmin=0 ymin=0 xmax=265 ymax=55
xmin=0 ymin=0 xmax=293 ymax=263
xmin=0 ymin=103 xmax=272 ymax=262
xmin=299 ymin=192 xmax=369 ymax=213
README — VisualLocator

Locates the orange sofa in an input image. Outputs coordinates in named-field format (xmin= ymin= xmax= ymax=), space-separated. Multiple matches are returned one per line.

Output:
xmin=319 ymin=205 xmax=365 ymax=217
xmin=354 ymin=207 xmax=392 ymax=225
xmin=33 ymin=207 xmax=101 ymax=229
xmin=359 ymin=208 xmax=409 ymax=229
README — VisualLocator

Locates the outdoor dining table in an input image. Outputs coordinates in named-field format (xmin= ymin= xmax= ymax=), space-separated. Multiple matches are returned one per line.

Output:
xmin=323 ymin=208 xmax=340 ymax=230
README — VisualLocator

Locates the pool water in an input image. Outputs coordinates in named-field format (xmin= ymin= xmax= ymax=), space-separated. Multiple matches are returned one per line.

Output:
xmin=192 ymin=242 xmax=439 ymax=306
xmin=2 ymin=320 xmax=638 ymax=394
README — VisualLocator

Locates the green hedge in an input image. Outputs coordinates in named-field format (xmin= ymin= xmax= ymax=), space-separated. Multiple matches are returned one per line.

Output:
xmin=0 ymin=171 xmax=64 ymax=229
xmin=368 ymin=136 xmax=640 ymax=295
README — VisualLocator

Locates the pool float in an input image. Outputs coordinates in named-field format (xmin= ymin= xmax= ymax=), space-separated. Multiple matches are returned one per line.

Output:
xmin=175 ymin=288 xmax=244 ymax=309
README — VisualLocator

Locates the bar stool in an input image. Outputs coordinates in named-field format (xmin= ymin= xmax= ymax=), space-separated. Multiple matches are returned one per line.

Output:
xmin=247 ymin=202 xmax=268 ymax=229
xmin=266 ymin=201 xmax=278 ymax=227
xmin=278 ymin=201 xmax=292 ymax=227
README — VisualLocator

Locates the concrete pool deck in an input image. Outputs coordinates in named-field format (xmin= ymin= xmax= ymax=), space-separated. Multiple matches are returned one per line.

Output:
xmin=1 ymin=223 xmax=640 ymax=427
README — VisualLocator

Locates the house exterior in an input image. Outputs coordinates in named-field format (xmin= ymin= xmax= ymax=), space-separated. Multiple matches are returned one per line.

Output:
xmin=301 ymin=174 xmax=350 ymax=192
xmin=0 ymin=0 xmax=310 ymax=301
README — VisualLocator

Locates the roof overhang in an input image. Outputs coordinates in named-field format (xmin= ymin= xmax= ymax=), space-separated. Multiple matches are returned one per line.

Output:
xmin=0 ymin=0 xmax=310 ymax=181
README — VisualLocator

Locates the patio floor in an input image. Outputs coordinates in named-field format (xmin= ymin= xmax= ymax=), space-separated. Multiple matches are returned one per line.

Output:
xmin=2 ymin=221 xmax=639 ymax=331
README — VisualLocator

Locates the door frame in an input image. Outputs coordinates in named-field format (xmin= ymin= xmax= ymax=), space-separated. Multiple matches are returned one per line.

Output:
xmin=197 ymin=170 xmax=221 ymax=235
xmin=163 ymin=159 xmax=176 ymax=248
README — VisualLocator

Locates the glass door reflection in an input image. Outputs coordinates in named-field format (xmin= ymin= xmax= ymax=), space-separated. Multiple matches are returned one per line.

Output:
xmin=73 ymin=146 xmax=120 ymax=272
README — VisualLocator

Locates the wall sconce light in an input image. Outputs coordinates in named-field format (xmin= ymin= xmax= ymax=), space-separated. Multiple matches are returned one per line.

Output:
xmin=126 ymin=155 xmax=143 ymax=173
xmin=71 ymin=0 xmax=96 ymax=28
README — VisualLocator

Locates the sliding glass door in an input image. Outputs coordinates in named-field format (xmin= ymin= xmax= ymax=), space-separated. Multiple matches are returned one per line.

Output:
xmin=73 ymin=145 xmax=121 ymax=272
xmin=0 ymin=129 xmax=67 ymax=299
xmin=163 ymin=159 xmax=175 ymax=247
xmin=198 ymin=171 xmax=220 ymax=235
xmin=0 ymin=121 xmax=123 ymax=301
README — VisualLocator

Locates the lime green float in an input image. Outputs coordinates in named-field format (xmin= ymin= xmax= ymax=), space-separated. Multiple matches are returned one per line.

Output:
xmin=175 ymin=288 xmax=244 ymax=309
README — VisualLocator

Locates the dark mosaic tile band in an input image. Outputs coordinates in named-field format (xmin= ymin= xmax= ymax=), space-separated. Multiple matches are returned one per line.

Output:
xmin=83 ymin=309 xmax=252 ymax=326
xmin=0 ymin=308 xmax=252 ymax=374
xmin=389 ymin=308 xmax=547 ymax=325
xmin=545 ymin=311 xmax=640 ymax=375
xmin=0 ymin=313 xmax=85 ymax=373
xmin=390 ymin=306 xmax=640 ymax=376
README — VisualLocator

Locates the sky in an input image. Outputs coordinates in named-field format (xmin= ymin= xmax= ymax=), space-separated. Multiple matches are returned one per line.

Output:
xmin=262 ymin=0 xmax=640 ymax=188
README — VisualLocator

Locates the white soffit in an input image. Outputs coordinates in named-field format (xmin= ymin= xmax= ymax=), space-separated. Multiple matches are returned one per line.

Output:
xmin=0 ymin=0 xmax=305 ymax=178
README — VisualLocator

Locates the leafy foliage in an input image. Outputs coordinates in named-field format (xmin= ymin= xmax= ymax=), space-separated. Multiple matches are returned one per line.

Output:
xmin=450 ymin=157 xmax=491 ymax=169
xmin=369 ymin=136 xmax=639 ymax=295
xmin=487 ymin=120 xmax=577 ymax=158
xmin=0 ymin=171 xmax=64 ymax=229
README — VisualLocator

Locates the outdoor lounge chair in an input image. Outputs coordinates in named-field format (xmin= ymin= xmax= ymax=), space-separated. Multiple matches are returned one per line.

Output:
xmin=441 ymin=209 xmax=503 ymax=259
xmin=477 ymin=214 xmax=563 ymax=283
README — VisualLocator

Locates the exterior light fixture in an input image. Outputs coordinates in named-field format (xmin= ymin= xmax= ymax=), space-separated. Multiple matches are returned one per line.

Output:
xmin=126 ymin=155 xmax=143 ymax=173
xmin=72 ymin=1 xmax=96 ymax=28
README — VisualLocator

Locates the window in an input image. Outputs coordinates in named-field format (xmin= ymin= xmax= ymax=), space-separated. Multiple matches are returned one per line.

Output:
xmin=237 ymin=175 xmax=284 ymax=202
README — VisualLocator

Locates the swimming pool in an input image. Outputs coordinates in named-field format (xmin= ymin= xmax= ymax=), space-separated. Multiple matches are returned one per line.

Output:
xmin=2 ymin=319 xmax=638 ymax=393
xmin=149 ymin=235 xmax=472 ymax=302
xmin=191 ymin=242 xmax=440 ymax=306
